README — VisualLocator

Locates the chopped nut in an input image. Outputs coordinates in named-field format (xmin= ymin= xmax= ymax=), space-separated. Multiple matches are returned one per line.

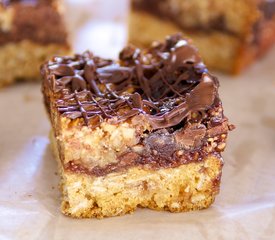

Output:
xmin=184 ymin=185 xmax=190 ymax=193
xmin=176 ymin=150 xmax=184 ymax=156
xmin=207 ymin=146 xmax=213 ymax=152
xmin=221 ymin=134 xmax=227 ymax=139
xmin=191 ymin=194 xmax=206 ymax=203
xmin=196 ymin=175 xmax=206 ymax=190
xmin=211 ymin=142 xmax=217 ymax=148
xmin=217 ymin=143 xmax=226 ymax=151
xmin=152 ymin=150 xmax=158 ymax=155
xmin=207 ymin=138 xmax=214 ymax=143
xmin=132 ymin=145 xmax=144 ymax=154
xmin=171 ymin=202 xmax=180 ymax=209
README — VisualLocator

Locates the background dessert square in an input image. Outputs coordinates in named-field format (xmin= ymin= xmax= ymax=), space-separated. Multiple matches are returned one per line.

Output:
xmin=0 ymin=0 xmax=70 ymax=87
xmin=130 ymin=0 xmax=275 ymax=73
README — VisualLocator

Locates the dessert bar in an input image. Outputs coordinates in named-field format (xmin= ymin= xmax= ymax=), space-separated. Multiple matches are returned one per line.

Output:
xmin=0 ymin=0 xmax=70 ymax=87
xmin=130 ymin=0 xmax=275 ymax=73
xmin=42 ymin=34 xmax=233 ymax=218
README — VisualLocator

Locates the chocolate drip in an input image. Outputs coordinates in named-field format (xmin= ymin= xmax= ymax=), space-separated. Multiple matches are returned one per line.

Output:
xmin=42 ymin=34 xmax=219 ymax=130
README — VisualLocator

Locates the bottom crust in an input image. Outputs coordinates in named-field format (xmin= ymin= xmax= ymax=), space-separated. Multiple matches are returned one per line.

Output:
xmin=0 ymin=40 xmax=70 ymax=88
xmin=50 ymin=132 xmax=223 ymax=219
xmin=129 ymin=11 xmax=275 ymax=74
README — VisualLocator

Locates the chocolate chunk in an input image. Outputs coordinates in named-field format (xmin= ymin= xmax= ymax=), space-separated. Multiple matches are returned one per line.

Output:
xmin=207 ymin=121 xmax=229 ymax=137
xmin=145 ymin=130 xmax=177 ymax=158
xmin=50 ymin=64 xmax=74 ymax=77
xmin=175 ymin=124 xmax=206 ymax=150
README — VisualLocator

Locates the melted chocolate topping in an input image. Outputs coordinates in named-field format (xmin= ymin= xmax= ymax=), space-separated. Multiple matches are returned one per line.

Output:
xmin=42 ymin=34 xmax=219 ymax=130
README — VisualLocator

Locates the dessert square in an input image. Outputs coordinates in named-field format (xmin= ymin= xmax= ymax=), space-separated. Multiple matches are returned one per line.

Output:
xmin=0 ymin=0 xmax=70 ymax=87
xmin=130 ymin=0 xmax=275 ymax=73
xmin=42 ymin=34 xmax=233 ymax=218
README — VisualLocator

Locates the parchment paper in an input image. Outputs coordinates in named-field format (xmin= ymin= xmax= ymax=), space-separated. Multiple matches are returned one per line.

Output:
xmin=0 ymin=1 xmax=275 ymax=239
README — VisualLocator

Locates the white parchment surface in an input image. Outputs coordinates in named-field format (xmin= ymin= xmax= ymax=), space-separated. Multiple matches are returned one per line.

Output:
xmin=0 ymin=1 xmax=275 ymax=239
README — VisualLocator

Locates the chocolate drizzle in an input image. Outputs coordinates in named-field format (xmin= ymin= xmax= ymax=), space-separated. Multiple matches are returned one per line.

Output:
xmin=42 ymin=34 xmax=219 ymax=130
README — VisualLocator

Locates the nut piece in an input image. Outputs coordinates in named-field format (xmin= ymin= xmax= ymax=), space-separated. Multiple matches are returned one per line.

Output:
xmin=191 ymin=193 xmax=206 ymax=204
xmin=217 ymin=143 xmax=226 ymax=151
xmin=132 ymin=145 xmax=144 ymax=154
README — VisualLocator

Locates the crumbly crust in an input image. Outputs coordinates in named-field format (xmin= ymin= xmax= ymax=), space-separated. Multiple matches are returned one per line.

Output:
xmin=51 ymin=132 xmax=223 ymax=219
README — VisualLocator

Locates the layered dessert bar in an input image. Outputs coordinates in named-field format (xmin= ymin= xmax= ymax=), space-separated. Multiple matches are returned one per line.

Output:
xmin=0 ymin=0 xmax=70 ymax=87
xmin=42 ymin=34 xmax=233 ymax=218
xmin=130 ymin=0 xmax=275 ymax=73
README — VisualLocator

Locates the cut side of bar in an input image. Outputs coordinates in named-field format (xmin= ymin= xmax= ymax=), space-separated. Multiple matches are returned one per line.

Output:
xmin=42 ymin=34 xmax=232 ymax=218
xmin=0 ymin=0 xmax=70 ymax=87
xmin=129 ymin=0 xmax=275 ymax=74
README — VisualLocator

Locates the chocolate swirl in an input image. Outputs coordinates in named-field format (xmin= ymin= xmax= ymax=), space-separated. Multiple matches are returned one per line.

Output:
xmin=42 ymin=34 xmax=219 ymax=130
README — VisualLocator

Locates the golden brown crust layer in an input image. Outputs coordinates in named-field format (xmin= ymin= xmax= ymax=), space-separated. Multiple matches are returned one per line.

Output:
xmin=51 ymin=131 xmax=223 ymax=219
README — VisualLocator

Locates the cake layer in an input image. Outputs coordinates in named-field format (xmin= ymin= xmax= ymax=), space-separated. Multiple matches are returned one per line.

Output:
xmin=0 ymin=0 xmax=68 ymax=46
xmin=0 ymin=40 xmax=70 ymax=87
xmin=51 ymin=131 xmax=223 ymax=219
